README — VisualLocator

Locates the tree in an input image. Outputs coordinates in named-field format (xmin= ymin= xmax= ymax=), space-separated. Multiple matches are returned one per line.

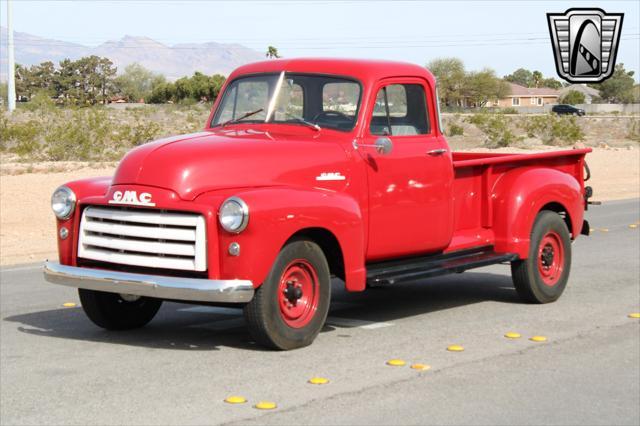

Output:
xmin=56 ymin=56 xmax=117 ymax=105
xmin=532 ymin=70 xmax=543 ymax=88
xmin=114 ymin=63 xmax=158 ymax=102
xmin=559 ymin=90 xmax=585 ymax=105
xmin=541 ymin=78 xmax=563 ymax=90
xmin=427 ymin=57 xmax=466 ymax=107
xmin=266 ymin=46 xmax=281 ymax=59
xmin=504 ymin=68 xmax=533 ymax=87
xmin=593 ymin=63 xmax=635 ymax=103
xmin=464 ymin=68 xmax=510 ymax=107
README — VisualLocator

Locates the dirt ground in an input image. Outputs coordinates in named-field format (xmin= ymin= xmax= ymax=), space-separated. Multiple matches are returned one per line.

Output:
xmin=0 ymin=148 xmax=638 ymax=266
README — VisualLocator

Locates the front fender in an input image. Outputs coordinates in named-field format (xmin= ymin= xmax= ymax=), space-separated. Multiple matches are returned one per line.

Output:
xmin=55 ymin=176 xmax=112 ymax=265
xmin=211 ymin=187 xmax=367 ymax=292
xmin=492 ymin=167 xmax=583 ymax=258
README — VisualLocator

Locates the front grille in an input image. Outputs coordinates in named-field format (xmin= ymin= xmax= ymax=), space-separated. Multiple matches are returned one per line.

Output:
xmin=78 ymin=206 xmax=207 ymax=272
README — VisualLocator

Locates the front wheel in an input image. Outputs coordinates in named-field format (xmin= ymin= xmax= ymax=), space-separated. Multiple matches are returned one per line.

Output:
xmin=78 ymin=289 xmax=162 ymax=330
xmin=244 ymin=239 xmax=331 ymax=350
xmin=511 ymin=211 xmax=572 ymax=303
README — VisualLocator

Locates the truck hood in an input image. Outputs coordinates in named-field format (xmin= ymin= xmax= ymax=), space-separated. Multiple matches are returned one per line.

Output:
xmin=111 ymin=128 xmax=351 ymax=200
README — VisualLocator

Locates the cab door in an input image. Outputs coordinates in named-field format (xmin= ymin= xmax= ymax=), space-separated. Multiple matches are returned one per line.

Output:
xmin=359 ymin=78 xmax=453 ymax=261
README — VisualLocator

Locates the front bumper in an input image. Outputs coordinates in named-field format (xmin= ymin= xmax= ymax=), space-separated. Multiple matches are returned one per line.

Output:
xmin=43 ymin=261 xmax=254 ymax=303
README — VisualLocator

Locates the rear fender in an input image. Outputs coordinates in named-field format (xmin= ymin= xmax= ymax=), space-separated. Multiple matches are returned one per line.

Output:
xmin=492 ymin=167 xmax=583 ymax=258
xmin=212 ymin=187 xmax=367 ymax=292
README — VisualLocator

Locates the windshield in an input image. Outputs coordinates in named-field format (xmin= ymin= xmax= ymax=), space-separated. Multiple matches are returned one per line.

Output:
xmin=211 ymin=73 xmax=361 ymax=131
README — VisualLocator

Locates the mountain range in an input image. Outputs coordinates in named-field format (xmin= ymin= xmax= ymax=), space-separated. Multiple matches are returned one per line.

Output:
xmin=0 ymin=27 xmax=263 ymax=80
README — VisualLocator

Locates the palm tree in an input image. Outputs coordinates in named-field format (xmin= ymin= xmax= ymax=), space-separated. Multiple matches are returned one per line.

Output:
xmin=265 ymin=46 xmax=281 ymax=59
xmin=532 ymin=70 xmax=543 ymax=88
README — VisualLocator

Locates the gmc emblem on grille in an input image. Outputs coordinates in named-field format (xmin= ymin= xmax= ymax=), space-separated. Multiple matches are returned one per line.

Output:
xmin=108 ymin=190 xmax=156 ymax=207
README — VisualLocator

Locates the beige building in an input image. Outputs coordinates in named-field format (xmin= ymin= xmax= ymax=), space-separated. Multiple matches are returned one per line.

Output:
xmin=490 ymin=83 xmax=560 ymax=108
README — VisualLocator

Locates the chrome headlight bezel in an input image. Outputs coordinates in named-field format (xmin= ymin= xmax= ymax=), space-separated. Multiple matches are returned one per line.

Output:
xmin=51 ymin=186 xmax=76 ymax=220
xmin=218 ymin=196 xmax=249 ymax=233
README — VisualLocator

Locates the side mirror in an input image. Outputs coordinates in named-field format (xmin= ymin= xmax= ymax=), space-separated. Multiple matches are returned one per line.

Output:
xmin=374 ymin=137 xmax=393 ymax=155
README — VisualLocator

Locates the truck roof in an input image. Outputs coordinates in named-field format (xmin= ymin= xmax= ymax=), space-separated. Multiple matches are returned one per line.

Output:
xmin=228 ymin=58 xmax=436 ymax=86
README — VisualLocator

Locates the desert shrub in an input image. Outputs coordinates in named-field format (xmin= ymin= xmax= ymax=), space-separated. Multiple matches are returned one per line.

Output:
xmin=0 ymin=117 xmax=42 ymax=155
xmin=447 ymin=123 xmax=464 ymax=136
xmin=466 ymin=112 xmax=520 ymax=147
xmin=627 ymin=119 xmax=640 ymax=142
xmin=22 ymin=91 xmax=57 ymax=112
xmin=443 ymin=114 xmax=464 ymax=136
xmin=499 ymin=107 xmax=519 ymax=114
xmin=519 ymin=114 xmax=584 ymax=145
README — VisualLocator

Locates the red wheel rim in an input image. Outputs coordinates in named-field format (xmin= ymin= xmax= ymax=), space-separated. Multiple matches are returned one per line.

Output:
xmin=278 ymin=259 xmax=320 ymax=328
xmin=537 ymin=231 xmax=564 ymax=287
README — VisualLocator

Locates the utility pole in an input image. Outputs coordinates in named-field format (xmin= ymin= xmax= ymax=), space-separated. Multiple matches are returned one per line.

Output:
xmin=7 ymin=0 xmax=17 ymax=112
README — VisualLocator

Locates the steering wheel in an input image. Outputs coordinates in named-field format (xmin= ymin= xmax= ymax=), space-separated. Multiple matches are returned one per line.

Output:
xmin=312 ymin=110 xmax=351 ymax=122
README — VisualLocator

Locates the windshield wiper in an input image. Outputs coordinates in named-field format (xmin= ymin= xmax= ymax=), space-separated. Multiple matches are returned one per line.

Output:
xmin=285 ymin=114 xmax=321 ymax=131
xmin=220 ymin=108 xmax=264 ymax=127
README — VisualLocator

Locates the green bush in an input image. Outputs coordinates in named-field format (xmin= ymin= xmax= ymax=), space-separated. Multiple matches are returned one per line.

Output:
xmin=466 ymin=112 xmax=520 ymax=147
xmin=499 ymin=107 xmax=519 ymax=114
xmin=519 ymin=114 xmax=584 ymax=145
xmin=0 ymin=117 xmax=42 ymax=156
xmin=447 ymin=123 xmax=464 ymax=136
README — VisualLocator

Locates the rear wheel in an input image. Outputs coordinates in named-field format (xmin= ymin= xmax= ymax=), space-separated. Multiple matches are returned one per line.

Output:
xmin=78 ymin=289 xmax=162 ymax=330
xmin=511 ymin=211 xmax=572 ymax=303
xmin=244 ymin=239 xmax=331 ymax=350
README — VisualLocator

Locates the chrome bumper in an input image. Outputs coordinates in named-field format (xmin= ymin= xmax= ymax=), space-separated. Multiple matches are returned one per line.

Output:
xmin=43 ymin=261 xmax=254 ymax=303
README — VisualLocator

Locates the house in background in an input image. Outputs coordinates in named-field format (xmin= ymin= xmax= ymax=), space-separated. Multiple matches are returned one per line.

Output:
xmin=490 ymin=83 xmax=560 ymax=108
xmin=558 ymin=84 xmax=600 ymax=104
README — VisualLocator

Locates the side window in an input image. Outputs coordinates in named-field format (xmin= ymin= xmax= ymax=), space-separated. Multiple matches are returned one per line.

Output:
xmin=369 ymin=84 xmax=430 ymax=136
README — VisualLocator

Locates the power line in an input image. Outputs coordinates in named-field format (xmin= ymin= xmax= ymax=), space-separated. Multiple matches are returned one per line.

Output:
xmin=6 ymin=35 xmax=639 ymax=50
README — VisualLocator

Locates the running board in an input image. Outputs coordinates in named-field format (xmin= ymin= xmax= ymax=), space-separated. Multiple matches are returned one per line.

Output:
xmin=366 ymin=246 xmax=518 ymax=287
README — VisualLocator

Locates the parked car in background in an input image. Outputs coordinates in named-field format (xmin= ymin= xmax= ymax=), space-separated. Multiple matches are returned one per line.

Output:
xmin=552 ymin=104 xmax=586 ymax=116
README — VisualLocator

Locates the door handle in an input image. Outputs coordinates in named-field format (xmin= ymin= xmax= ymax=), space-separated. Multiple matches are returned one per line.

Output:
xmin=427 ymin=148 xmax=448 ymax=156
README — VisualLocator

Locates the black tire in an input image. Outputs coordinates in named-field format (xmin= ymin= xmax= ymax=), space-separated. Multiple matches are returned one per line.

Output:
xmin=78 ymin=289 xmax=162 ymax=330
xmin=511 ymin=211 xmax=572 ymax=303
xmin=244 ymin=239 xmax=331 ymax=350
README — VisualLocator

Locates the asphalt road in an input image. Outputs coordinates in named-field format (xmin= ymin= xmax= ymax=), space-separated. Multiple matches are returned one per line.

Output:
xmin=1 ymin=199 xmax=639 ymax=425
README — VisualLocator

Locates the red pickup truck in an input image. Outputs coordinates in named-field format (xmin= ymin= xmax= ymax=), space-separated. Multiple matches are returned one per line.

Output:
xmin=44 ymin=58 xmax=592 ymax=350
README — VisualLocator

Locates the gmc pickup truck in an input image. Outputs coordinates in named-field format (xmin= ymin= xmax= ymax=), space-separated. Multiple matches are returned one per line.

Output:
xmin=44 ymin=58 xmax=593 ymax=350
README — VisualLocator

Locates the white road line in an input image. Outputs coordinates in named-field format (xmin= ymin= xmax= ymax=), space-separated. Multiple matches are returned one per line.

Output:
xmin=326 ymin=317 xmax=394 ymax=330
xmin=178 ymin=306 xmax=242 ymax=315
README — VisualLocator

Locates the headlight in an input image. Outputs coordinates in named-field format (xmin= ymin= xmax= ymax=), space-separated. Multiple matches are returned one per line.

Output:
xmin=219 ymin=197 xmax=249 ymax=233
xmin=51 ymin=186 xmax=76 ymax=220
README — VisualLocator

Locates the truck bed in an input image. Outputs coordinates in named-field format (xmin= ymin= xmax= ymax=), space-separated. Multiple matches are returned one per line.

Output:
xmin=447 ymin=148 xmax=591 ymax=253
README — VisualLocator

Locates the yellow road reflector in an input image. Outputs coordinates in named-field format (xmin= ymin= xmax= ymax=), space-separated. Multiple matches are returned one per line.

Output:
xmin=504 ymin=332 xmax=521 ymax=339
xmin=447 ymin=345 xmax=464 ymax=352
xmin=308 ymin=377 xmax=329 ymax=385
xmin=410 ymin=363 xmax=431 ymax=371
xmin=62 ymin=302 xmax=76 ymax=308
xmin=629 ymin=224 xmax=638 ymax=229
xmin=224 ymin=396 xmax=247 ymax=404
xmin=529 ymin=336 xmax=547 ymax=342
xmin=386 ymin=359 xmax=406 ymax=366
xmin=628 ymin=313 xmax=640 ymax=319
xmin=254 ymin=401 xmax=277 ymax=410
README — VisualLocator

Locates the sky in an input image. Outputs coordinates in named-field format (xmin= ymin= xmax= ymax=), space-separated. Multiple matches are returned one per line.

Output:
xmin=1 ymin=0 xmax=639 ymax=80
